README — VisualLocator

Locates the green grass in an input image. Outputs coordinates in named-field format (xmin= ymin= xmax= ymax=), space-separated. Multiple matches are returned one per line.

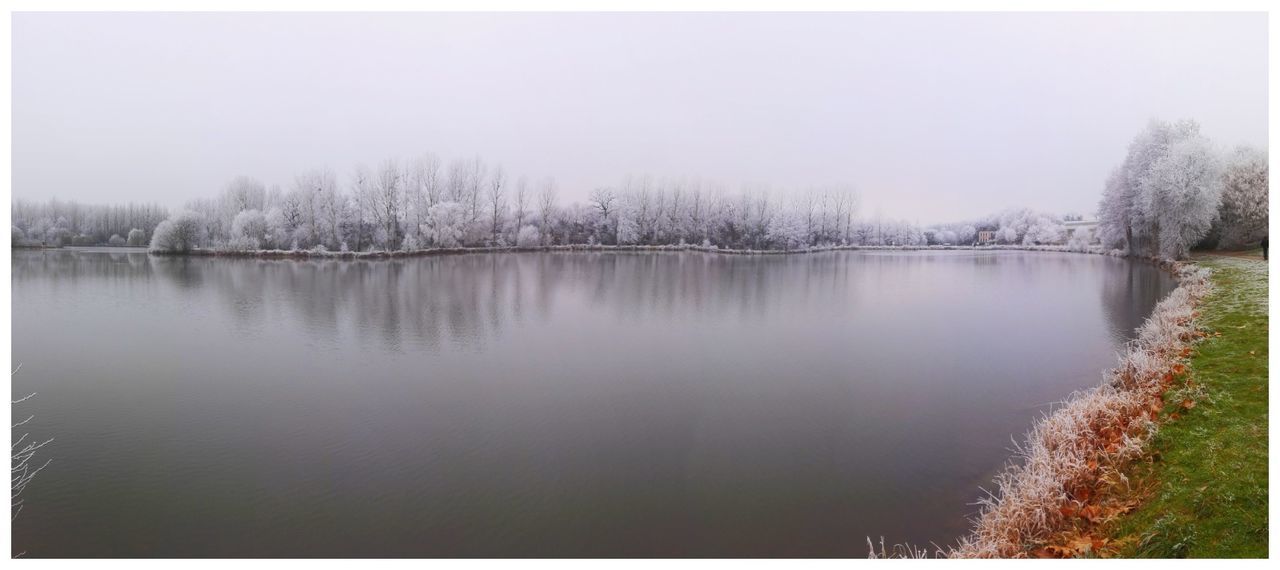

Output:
xmin=1109 ymin=255 xmax=1268 ymax=558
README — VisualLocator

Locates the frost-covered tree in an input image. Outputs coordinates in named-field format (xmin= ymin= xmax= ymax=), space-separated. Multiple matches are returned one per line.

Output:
xmin=995 ymin=226 xmax=1018 ymax=244
xmin=767 ymin=209 xmax=807 ymax=250
xmin=1213 ymin=146 xmax=1268 ymax=249
xmin=108 ymin=234 xmax=126 ymax=246
xmin=1022 ymin=215 xmax=1064 ymax=245
xmin=588 ymin=188 xmax=617 ymax=244
xmin=1142 ymin=135 xmax=1224 ymax=259
xmin=149 ymin=210 xmax=206 ymax=253
xmin=1097 ymin=119 xmax=1221 ymax=258
xmin=126 ymin=228 xmax=146 ymax=247
xmin=424 ymin=201 xmax=467 ymax=248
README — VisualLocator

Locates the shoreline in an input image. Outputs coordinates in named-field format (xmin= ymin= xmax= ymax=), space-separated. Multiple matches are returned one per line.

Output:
xmin=939 ymin=255 xmax=1211 ymax=558
xmin=144 ymin=242 xmax=1124 ymax=259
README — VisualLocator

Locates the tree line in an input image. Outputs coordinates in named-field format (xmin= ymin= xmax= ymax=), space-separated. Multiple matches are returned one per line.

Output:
xmin=135 ymin=155 xmax=892 ymax=253
xmin=11 ymin=199 xmax=167 ymax=247
xmin=16 ymin=122 xmax=1264 ymax=258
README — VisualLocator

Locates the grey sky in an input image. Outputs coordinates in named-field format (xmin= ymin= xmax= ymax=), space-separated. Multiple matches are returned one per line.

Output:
xmin=12 ymin=12 xmax=1268 ymax=224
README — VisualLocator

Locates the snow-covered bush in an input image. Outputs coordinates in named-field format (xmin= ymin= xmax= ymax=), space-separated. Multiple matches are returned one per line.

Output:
xmin=1021 ymin=216 xmax=1064 ymax=245
xmin=516 ymin=225 xmax=540 ymax=247
xmin=424 ymin=201 xmax=467 ymax=248
xmin=264 ymin=207 xmax=288 ymax=250
xmin=401 ymin=232 xmax=421 ymax=252
xmin=108 ymin=234 xmax=126 ymax=246
xmin=766 ymin=211 xmax=807 ymax=250
xmin=149 ymin=210 xmax=206 ymax=253
xmin=126 ymin=228 xmax=146 ymax=247
xmin=12 ymin=226 xmax=26 ymax=246
xmin=229 ymin=209 xmax=268 ymax=250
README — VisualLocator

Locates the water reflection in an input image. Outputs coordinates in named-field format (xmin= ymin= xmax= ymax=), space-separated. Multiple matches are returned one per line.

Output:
xmin=10 ymin=249 xmax=1175 ymax=557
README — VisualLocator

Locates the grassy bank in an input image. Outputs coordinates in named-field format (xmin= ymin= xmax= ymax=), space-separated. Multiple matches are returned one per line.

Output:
xmin=1104 ymin=254 xmax=1269 ymax=557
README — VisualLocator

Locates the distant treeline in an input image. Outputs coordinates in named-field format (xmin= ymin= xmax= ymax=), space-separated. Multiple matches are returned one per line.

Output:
xmin=11 ymin=200 xmax=168 ymax=248
xmin=13 ymin=154 xmax=1092 ymax=254
xmin=16 ymin=123 xmax=1265 ymax=258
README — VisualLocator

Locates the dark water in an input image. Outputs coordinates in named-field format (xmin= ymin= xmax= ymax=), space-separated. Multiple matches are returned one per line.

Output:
xmin=10 ymin=249 xmax=1175 ymax=557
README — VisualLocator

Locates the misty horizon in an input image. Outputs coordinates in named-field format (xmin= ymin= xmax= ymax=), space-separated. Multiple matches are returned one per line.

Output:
xmin=12 ymin=12 xmax=1269 ymax=224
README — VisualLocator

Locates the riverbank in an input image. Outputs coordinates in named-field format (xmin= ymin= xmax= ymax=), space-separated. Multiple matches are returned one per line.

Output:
xmin=149 ymin=242 xmax=1121 ymax=259
xmin=941 ymin=257 xmax=1213 ymax=558
xmin=1100 ymin=254 xmax=1268 ymax=557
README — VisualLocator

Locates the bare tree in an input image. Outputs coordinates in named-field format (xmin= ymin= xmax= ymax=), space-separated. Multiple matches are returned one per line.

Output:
xmin=374 ymin=159 xmax=403 ymax=249
xmin=538 ymin=177 xmax=559 ymax=245
xmin=421 ymin=153 xmax=442 ymax=207
xmin=487 ymin=165 xmax=507 ymax=245
xmin=350 ymin=164 xmax=373 ymax=251
xmin=466 ymin=155 xmax=485 ymax=226
xmin=513 ymin=176 xmax=530 ymax=232
xmin=589 ymin=187 xmax=617 ymax=244
xmin=445 ymin=158 xmax=469 ymax=204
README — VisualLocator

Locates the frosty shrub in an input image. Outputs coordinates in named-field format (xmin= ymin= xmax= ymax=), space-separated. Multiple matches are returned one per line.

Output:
xmin=108 ymin=234 xmax=126 ymax=247
xmin=230 ymin=209 xmax=268 ymax=251
xmin=264 ymin=207 xmax=288 ymax=250
xmin=425 ymin=202 xmax=467 ymax=248
xmin=126 ymin=228 xmax=146 ymax=247
xmin=401 ymin=232 xmax=421 ymax=252
xmin=516 ymin=225 xmax=540 ymax=247
xmin=149 ymin=210 xmax=206 ymax=253
xmin=766 ymin=211 xmax=807 ymax=250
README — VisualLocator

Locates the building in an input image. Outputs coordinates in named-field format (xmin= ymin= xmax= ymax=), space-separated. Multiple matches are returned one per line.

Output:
xmin=1063 ymin=220 xmax=1100 ymax=244
xmin=976 ymin=230 xmax=997 ymax=245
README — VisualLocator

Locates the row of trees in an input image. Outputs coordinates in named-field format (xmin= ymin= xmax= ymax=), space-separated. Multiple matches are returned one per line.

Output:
xmin=922 ymin=208 xmax=1079 ymax=248
xmin=10 ymin=199 xmax=167 ymax=247
xmin=31 ymin=124 xmax=1261 ymax=257
xmin=147 ymin=154 xmax=914 ymax=253
xmin=1098 ymin=119 xmax=1268 ymax=259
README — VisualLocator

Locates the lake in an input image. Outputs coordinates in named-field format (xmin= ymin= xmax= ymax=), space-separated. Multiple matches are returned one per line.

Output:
xmin=10 ymin=249 xmax=1175 ymax=557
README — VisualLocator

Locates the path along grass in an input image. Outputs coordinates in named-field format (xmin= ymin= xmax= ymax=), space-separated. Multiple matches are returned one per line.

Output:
xmin=1107 ymin=253 xmax=1268 ymax=557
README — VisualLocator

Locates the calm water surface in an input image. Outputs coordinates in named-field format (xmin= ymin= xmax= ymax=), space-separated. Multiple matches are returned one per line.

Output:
xmin=11 ymin=249 xmax=1174 ymax=557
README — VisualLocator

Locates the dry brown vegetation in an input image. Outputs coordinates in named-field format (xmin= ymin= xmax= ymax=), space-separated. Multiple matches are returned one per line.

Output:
xmin=872 ymin=253 xmax=1215 ymax=559
xmin=941 ymin=260 xmax=1212 ymax=558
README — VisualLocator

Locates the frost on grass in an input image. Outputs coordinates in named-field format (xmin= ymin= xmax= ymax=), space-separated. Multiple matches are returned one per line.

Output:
xmin=939 ymin=261 xmax=1212 ymax=558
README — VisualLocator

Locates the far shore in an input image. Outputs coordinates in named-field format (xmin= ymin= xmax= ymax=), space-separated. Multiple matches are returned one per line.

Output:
xmin=138 ymin=242 xmax=1124 ymax=260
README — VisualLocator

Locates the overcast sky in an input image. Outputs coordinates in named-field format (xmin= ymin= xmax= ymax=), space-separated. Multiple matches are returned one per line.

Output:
xmin=12 ymin=12 xmax=1269 ymax=224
